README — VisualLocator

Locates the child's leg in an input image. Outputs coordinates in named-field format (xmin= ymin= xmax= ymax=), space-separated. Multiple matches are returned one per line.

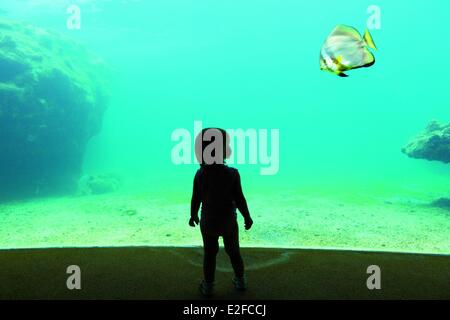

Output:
xmin=223 ymin=223 xmax=244 ymax=279
xmin=201 ymin=231 xmax=220 ymax=283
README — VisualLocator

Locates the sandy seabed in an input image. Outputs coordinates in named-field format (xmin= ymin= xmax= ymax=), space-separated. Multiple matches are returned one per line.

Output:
xmin=0 ymin=188 xmax=449 ymax=254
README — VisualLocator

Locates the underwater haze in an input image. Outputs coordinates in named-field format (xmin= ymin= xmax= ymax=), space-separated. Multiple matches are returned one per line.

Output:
xmin=0 ymin=0 xmax=449 ymax=253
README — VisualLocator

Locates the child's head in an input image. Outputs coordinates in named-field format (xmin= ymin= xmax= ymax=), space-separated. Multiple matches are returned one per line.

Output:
xmin=195 ymin=128 xmax=231 ymax=167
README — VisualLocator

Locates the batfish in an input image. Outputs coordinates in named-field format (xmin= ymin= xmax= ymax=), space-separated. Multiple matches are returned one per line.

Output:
xmin=320 ymin=24 xmax=377 ymax=77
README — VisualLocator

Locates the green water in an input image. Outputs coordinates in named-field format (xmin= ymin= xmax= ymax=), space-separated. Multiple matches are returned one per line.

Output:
xmin=1 ymin=1 xmax=449 ymax=253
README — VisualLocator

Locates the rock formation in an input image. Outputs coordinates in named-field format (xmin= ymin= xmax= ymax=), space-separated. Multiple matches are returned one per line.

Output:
xmin=78 ymin=174 xmax=122 ymax=195
xmin=403 ymin=120 xmax=450 ymax=210
xmin=402 ymin=120 xmax=450 ymax=164
xmin=0 ymin=19 xmax=109 ymax=198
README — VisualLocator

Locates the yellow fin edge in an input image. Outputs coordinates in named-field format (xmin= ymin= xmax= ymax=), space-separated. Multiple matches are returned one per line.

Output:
xmin=364 ymin=29 xmax=377 ymax=50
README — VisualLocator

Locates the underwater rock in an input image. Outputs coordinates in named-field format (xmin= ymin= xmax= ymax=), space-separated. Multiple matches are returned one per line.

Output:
xmin=0 ymin=19 xmax=109 ymax=198
xmin=431 ymin=198 xmax=450 ymax=211
xmin=78 ymin=174 xmax=122 ymax=195
xmin=402 ymin=120 xmax=450 ymax=164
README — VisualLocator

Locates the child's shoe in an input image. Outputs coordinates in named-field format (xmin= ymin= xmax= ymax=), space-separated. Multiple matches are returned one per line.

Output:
xmin=199 ymin=280 xmax=214 ymax=297
xmin=232 ymin=276 xmax=247 ymax=291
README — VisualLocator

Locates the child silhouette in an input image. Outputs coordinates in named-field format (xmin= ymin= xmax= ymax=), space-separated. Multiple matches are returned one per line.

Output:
xmin=190 ymin=128 xmax=253 ymax=297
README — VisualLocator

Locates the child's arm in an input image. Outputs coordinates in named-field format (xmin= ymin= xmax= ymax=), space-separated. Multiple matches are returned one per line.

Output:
xmin=189 ymin=171 xmax=201 ymax=227
xmin=233 ymin=171 xmax=253 ymax=230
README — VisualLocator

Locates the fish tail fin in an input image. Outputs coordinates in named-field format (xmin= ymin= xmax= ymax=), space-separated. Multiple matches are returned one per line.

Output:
xmin=363 ymin=29 xmax=377 ymax=50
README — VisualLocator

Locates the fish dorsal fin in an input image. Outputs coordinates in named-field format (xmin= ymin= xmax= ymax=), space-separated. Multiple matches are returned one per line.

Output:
xmin=330 ymin=25 xmax=362 ymax=41
xmin=363 ymin=29 xmax=377 ymax=50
